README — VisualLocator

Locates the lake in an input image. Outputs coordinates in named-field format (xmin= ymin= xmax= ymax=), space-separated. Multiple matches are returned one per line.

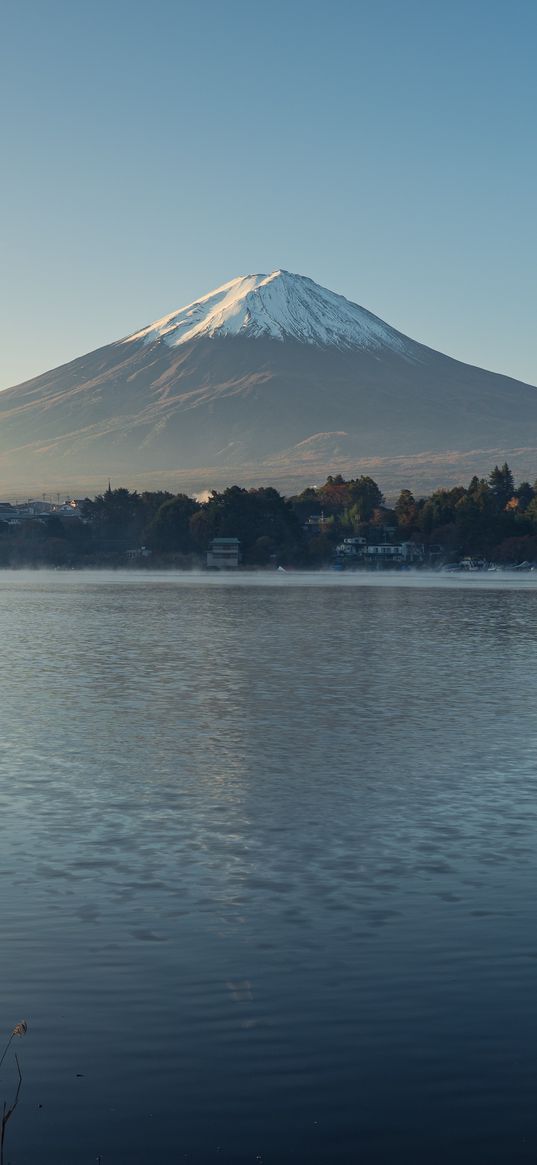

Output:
xmin=1 ymin=570 xmax=537 ymax=1163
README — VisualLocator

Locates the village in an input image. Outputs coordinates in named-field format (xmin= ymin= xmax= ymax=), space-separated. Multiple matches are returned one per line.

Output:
xmin=1 ymin=464 xmax=536 ymax=571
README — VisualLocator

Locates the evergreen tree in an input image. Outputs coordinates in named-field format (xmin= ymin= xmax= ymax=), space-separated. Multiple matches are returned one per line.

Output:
xmin=488 ymin=463 xmax=514 ymax=509
xmin=516 ymin=481 xmax=534 ymax=511
xmin=145 ymin=494 xmax=200 ymax=553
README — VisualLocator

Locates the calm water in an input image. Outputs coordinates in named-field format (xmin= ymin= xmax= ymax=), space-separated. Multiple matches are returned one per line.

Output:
xmin=1 ymin=571 xmax=537 ymax=1163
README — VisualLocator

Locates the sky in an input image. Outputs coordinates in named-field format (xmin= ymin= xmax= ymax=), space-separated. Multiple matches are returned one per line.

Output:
xmin=1 ymin=0 xmax=536 ymax=389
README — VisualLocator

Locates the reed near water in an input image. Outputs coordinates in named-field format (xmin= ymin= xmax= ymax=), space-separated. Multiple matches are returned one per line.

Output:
xmin=0 ymin=1021 xmax=27 ymax=1165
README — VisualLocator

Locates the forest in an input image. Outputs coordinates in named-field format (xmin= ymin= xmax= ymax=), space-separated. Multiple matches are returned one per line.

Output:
xmin=1 ymin=462 xmax=537 ymax=568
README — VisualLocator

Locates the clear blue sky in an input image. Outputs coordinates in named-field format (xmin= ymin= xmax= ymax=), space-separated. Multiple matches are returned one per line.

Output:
xmin=1 ymin=0 xmax=536 ymax=389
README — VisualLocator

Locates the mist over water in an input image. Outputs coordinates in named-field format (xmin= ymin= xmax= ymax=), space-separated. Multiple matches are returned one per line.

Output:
xmin=1 ymin=571 xmax=537 ymax=1163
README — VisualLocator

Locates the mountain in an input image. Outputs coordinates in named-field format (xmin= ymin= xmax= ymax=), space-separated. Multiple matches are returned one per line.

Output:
xmin=125 ymin=271 xmax=415 ymax=351
xmin=1 ymin=269 xmax=537 ymax=496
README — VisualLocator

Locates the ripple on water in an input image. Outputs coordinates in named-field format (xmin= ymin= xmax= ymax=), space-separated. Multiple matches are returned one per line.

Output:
xmin=0 ymin=573 xmax=537 ymax=1162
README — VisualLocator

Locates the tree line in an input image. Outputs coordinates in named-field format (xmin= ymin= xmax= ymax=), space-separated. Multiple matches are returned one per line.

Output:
xmin=1 ymin=462 xmax=537 ymax=567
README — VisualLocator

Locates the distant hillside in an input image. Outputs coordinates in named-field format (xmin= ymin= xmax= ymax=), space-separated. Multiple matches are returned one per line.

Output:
xmin=1 ymin=269 xmax=536 ymax=495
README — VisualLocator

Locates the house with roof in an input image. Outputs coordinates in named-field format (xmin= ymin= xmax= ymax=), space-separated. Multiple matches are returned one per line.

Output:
xmin=207 ymin=537 xmax=241 ymax=569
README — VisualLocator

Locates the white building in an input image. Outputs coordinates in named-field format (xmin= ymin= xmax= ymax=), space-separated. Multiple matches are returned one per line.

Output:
xmin=365 ymin=542 xmax=424 ymax=563
xmin=335 ymin=536 xmax=367 ymax=557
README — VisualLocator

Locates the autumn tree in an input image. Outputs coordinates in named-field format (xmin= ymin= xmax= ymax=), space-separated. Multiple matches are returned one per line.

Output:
xmin=345 ymin=476 xmax=383 ymax=523
xmin=395 ymin=489 xmax=418 ymax=528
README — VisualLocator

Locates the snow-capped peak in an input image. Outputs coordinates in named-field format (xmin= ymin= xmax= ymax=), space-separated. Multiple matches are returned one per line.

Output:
xmin=124 ymin=270 xmax=414 ymax=354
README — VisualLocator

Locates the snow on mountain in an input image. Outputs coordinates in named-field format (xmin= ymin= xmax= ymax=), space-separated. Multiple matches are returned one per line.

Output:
xmin=2 ymin=267 xmax=537 ymax=497
xmin=124 ymin=269 xmax=415 ymax=355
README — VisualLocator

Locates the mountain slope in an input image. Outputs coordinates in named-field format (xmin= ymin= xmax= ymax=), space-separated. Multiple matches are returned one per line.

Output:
xmin=1 ymin=270 xmax=536 ymax=495
xmin=124 ymin=270 xmax=416 ymax=353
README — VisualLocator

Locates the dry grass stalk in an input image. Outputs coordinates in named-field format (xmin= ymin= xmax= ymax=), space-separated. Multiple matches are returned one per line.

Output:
xmin=0 ymin=1054 xmax=22 ymax=1165
xmin=0 ymin=1021 xmax=27 ymax=1072
xmin=0 ymin=1022 xmax=27 ymax=1164
xmin=10 ymin=1023 xmax=27 ymax=1040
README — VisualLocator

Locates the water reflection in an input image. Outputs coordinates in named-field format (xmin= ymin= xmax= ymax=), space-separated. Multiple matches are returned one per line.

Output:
xmin=0 ymin=573 xmax=537 ymax=1162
